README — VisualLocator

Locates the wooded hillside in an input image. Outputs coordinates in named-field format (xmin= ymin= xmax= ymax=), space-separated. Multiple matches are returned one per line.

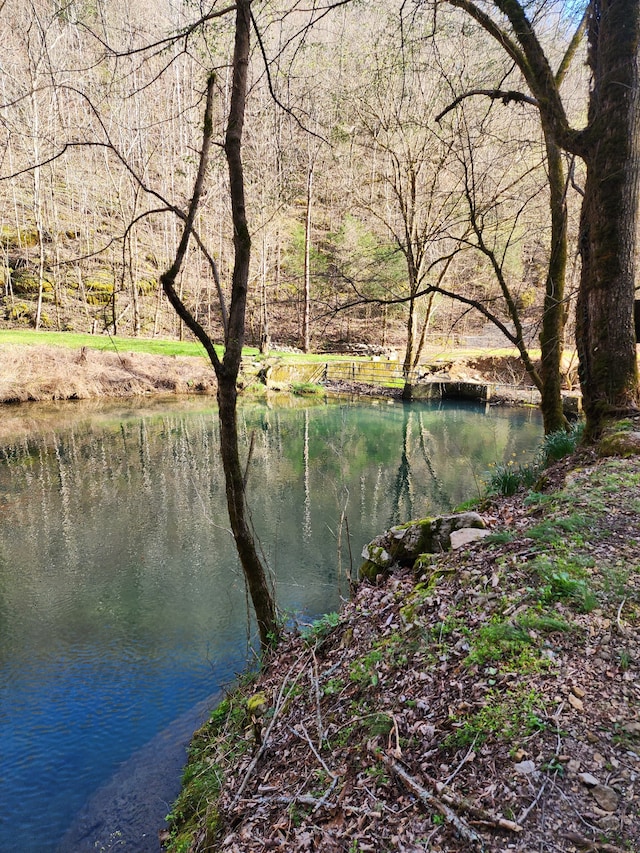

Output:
xmin=0 ymin=0 xmax=587 ymax=358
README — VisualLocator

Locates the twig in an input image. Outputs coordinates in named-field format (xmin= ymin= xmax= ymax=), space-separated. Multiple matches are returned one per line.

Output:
xmin=616 ymin=597 xmax=627 ymax=634
xmin=289 ymin=722 xmax=336 ymax=783
xmin=374 ymin=747 xmax=525 ymax=840
xmin=250 ymin=793 xmax=369 ymax=815
xmin=429 ymin=776 xmax=523 ymax=834
xmin=561 ymin=831 xmax=630 ymax=853
xmin=444 ymin=735 xmax=477 ymax=786
xmin=388 ymin=713 xmax=402 ymax=758
xmin=370 ymin=748 xmax=487 ymax=850
xmin=230 ymin=654 xmax=307 ymax=807
xmin=311 ymin=649 xmax=323 ymax=746
xmin=516 ymin=778 xmax=547 ymax=825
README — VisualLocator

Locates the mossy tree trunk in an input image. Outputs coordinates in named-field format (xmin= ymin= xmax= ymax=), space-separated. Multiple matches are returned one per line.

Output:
xmin=575 ymin=0 xmax=640 ymax=437
xmin=538 ymin=135 xmax=568 ymax=435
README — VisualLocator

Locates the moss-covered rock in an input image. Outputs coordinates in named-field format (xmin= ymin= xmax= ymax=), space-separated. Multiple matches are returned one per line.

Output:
xmin=597 ymin=431 xmax=640 ymax=458
xmin=359 ymin=512 xmax=486 ymax=580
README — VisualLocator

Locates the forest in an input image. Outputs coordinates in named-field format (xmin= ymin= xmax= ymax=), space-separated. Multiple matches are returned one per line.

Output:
xmin=3 ymin=0 xmax=640 ymax=648
xmin=0 ymin=2 xmax=590 ymax=371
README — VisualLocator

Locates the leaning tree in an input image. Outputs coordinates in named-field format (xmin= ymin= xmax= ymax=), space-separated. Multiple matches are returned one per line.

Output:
xmin=435 ymin=0 xmax=640 ymax=438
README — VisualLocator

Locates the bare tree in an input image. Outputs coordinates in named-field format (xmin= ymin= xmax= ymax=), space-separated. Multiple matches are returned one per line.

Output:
xmin=158 ymin=4 xmax=279 ymax=651
xmin=342 ymin=23 xmax=463 ymax=386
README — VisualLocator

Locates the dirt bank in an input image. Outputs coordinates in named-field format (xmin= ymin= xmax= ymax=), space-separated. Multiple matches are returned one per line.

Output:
xmin=0 ymin=344 xmax=217 ymax=403
xmin=0 ymin=343 xmax=556 ymax=406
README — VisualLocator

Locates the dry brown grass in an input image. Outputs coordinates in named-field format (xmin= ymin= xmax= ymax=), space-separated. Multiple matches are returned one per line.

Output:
xmin=0 ymin=344 xmax=217 ymax=403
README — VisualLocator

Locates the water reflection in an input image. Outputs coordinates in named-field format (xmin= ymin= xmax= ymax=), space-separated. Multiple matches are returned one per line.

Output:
xmin=0 ymin=396 xmax=542 ymax=851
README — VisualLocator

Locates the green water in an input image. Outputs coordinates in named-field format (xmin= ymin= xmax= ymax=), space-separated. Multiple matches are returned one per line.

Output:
xmin=0 ymin=395 xmax=542 ymax=851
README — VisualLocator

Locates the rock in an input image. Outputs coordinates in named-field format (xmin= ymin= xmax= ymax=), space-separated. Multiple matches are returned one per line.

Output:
xmin=513 ymin=760 xmax=539 ymax=778
xmin=590 ymin=784 xmax=619 ymax=812
xmin=568 ymin=693 xmax=584 ymax=712
xmin=359 ymin=512 xmax=486 ymax=580
xmin=450 ymin=527 xmax=493 ymax=549
xmin=598 ymin=431 xmax=640 ymax=457
xmin=578 ymin=772 xmax=600 ymax=787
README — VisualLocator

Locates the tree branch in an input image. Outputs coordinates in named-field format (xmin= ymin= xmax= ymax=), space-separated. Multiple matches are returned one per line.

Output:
xmin=160 ymin=74 xmax=222 ymax=373
xmin=555 ymin=7 xmax=588 ymax=87
xmin=436 ymin=88 xmax=537 ymax=123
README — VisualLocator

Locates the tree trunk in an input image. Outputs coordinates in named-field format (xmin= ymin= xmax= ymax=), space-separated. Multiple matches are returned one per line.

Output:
xmin=160 ymin=4 xmax=280 ymax=653
xmin=221 ymin=0 xmax=280 ymax=649
xmin=217 ymin=373 xmax=278 ymax=648
xmin=576 ymin=0 xmax=640 ymax=436
xmin=302 ymin=163 xmax=313 ymax=353
xmin=402 ymin=293 xmax=418 ymax=399
xmin=539 ymin=136 xmax=568 ymax=434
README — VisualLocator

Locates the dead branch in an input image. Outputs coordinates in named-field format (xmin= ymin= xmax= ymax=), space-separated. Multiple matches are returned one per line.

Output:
xmin=436 ymin=88 xmax=537 ymax=123
xmin=372 ymin=746 xmax=525 ymax=850
xmin=561 ymin=831 xmax=630 ymax=853
xmin=370 ymin=747 xmax=485 ymax=850
xmin=249 ymin=793 xmax=370 ymax=815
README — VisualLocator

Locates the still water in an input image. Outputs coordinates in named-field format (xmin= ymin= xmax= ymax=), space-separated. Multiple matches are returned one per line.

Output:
xmin=0 ymin=395 xmax=542 ymax=851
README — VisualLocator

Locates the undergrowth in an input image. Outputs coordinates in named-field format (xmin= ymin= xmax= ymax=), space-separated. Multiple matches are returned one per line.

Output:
xmin=486 ymin=421 xmax=584 ymax=497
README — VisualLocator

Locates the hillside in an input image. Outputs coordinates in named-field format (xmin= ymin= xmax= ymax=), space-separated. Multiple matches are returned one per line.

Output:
xmin=164 ymin=441 xmax=640 ymax=853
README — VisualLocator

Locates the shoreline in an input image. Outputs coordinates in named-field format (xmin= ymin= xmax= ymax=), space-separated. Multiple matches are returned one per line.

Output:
xmin=1 ymin=340 xmax=579 ymax=413
xmin=165 ymin=447 xmax=640 ymax=852
xmin=57 ymin=692 xmax=222 ymax=853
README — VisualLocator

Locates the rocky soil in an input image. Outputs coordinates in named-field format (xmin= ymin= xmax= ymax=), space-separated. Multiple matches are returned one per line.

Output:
xmin=166 ymin=445 xmax=640 ymax=853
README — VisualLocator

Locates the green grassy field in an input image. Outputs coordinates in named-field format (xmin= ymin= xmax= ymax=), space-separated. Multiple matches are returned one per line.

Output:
xmin=0 ymin=329 xmax=216 ymax=358
xmin=0 ymin=329 xmax=545 ymax=364
xmin=0 ymin=330 xmax=356 ymax=363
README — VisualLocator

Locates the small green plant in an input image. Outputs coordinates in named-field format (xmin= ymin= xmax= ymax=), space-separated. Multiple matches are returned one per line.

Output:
xmin=484 ymin=530 xmax=516 ymax=545
xmin=540 ymin=571 xmax=597 ymax=612
xmin=618 ymin=649 xmax=632 ymax=671
xmin=486 ymin=461 xmax=540 ymax=496
xmin=323 ymin=676 xmax=345 ymax=696
xmin=453 ymin=497 xmax=483 ymax=512
xmin=301 ymin=611 xmax=340 ymax=645
xmin=291 ymin=381 xmax=324 ymax=396
xmin=349 ymin=648 xmax=384 ymax=685
xmin=542 ymin=421 xmax=584 ymax=463
xmin=516 ymin=611 xmax=571 ymax=634
xmin=542 ymin=755 xmax=565 ymax=776
xmin=465 ymin=620 xmax=533 ymax=666
xmin=486 ymin=462 xmax=523 ymax=496
xmin=287 ymin=801 xmax=306 ymax=827
xmin=528 ymin=513 xmax=591 ymax=545
xmin=365 ymin=763 xmax=391 ymax=786
xmin=448 ymin=688 xmax=547 ymax=748
xmin=362 ymin=713 xmax=394 ymax=737
xmin=523 ymin=491 xmax=555 ymax=507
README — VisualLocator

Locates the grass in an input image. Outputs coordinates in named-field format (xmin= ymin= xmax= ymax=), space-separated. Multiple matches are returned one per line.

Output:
xmin=0 ymin=328 xmax=376 ymax=364
xmin=164 ymin=694 xmax=250 ymax=852
xmin=0 ymin=328 xmax=216 ymax=358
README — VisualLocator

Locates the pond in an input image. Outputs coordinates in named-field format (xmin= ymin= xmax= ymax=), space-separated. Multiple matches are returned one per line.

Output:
xmin=0 ymin=395 xmax=542 ymax=852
